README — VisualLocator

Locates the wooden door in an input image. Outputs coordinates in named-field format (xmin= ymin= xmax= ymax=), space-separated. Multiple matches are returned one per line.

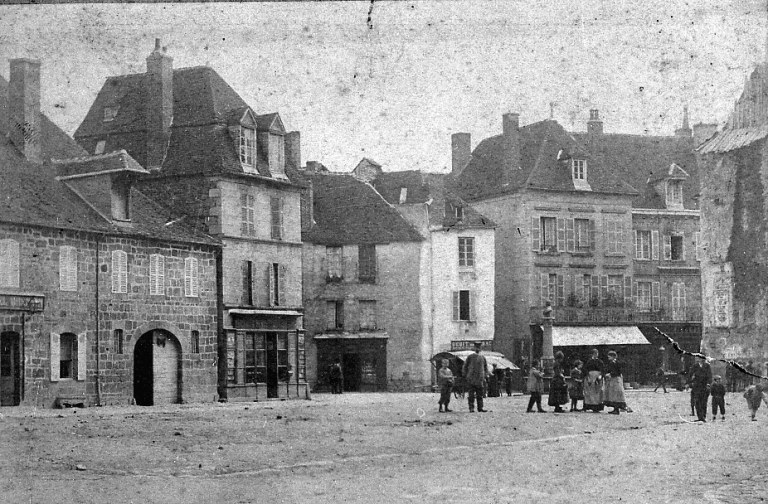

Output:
xmin=152 ymin=331 xmax=180 ymax=405
xmin=0 ymin=332 xmax=19 ymax=406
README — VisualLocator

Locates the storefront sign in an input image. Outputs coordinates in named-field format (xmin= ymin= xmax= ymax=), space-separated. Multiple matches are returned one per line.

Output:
xmin=451 ymin=340 xmax=493 ymax=351
xmin=0 ymin=293 xmax=45 ymax=312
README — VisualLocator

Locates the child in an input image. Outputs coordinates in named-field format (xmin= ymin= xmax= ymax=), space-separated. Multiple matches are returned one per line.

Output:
xmin=548 ymin=361 xmax=569 ymax=413
xmin=744 ymin=380 xmax=768 ymax=421
xmin=569 ymin=360 xmax=584 ymax=412
xmin=437 ymin=359 xmax=454 ymax=413
xmin=504 ymin=368 xmax=513 ymax=397
xmin=710 ymin=374 xmax=726 ymax=421
xmin=526 ymin=360 xmax=546 ymax=413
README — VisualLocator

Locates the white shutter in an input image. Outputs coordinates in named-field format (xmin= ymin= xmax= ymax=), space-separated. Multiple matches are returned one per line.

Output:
xmin=0 ymin=239 xmax=20 ymax=288
xmin=149 ymin=254 xmax=164 ymax=295
xmin=185 ymin=257 xmax=199 ymax=297
xmin=60 ymin=246 xmax=78 ymax=291
xmin=681 ymin=233 xmax=686 ymax=261
xmin=112 ymin=250 xmax=127 ymax=293
xmin=50 ymin=333 xmax=60 ymax=382
xmin=267 ymin=263 xmax=276 ymax=306
xmin=556 ymin=218 xmax=566 ymax=252
xmin=77 ymin=331 xmax=87 ymax=381
xmin=652 ymin=281 xmax=660 ymax=310
xmin=694 ymin=232 xmax=701 ymax=261
xmin=452 ymin=291 xmax=460 ymax=321
xmin=663 ymin=235 xmax=672 ymax=261
xmin=540 ymin=273 xmax=548 ymax=306
xmin=469 ymin=290 xmax=477 ymax=321
xmin=651 ymin=230 xmax=659 ymax=260
xmin=278 ymin=264 xmax=287 ymax=306
xmin=634 ymin=230 xmax=639 ymax=259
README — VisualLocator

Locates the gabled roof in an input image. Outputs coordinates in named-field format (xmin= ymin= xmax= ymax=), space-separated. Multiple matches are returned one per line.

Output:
xmin=255 ymin=112 xmax=284 ymax=133
xmin=372 ymin=171 xmax=495 ymax=230
xmin=456 ymin=119 xmax=637 ymax=202
xmin=302 ymin=173 xmax=424 ymax=245
xmin=53 ymin=149 xmax=148 ymax=179
xmin=572 ymin=132 xmax=698 ymax=210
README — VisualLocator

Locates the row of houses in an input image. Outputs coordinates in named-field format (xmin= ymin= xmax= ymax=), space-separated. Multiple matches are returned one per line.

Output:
xmin=6 ymin=34 xmax=756 ymax=407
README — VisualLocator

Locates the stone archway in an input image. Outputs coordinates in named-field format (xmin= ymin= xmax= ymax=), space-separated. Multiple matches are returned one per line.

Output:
xmin=133 ymin=329 xmax=182 ymax=406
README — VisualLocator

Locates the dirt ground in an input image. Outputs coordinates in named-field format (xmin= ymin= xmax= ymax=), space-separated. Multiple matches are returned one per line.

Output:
xmin=1 ymin=389 xmax=767 ymax=504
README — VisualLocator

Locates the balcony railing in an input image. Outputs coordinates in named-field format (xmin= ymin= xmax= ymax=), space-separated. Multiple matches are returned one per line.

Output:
xmin=528 ymin=306 xmax=702 ymax=325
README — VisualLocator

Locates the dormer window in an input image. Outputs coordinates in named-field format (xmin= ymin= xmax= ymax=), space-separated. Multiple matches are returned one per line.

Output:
xmin=667 ymin=180 xmax=683 ymax=208
xmin=268 ymin=133 xmax=286 ymax=178
xmin=111 ymin=175 xmax=131 ymax=221
xmin=572 ymin=159 xmax=586 ymax=180
xmin=94 ymin=140 xmax=106 ymax=155
xmin=103 ymin=106 xmax=119 ymax=122
xmin=455 ymin=205 xmax=464 ymax=220
xmin=399 ymin=188 xmax=407 ymax=204
xmin=239 ymin=127 xmax=256 ymax=171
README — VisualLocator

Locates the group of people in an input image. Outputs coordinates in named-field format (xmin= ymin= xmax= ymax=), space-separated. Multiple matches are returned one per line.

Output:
xmin=685 ymin=357 xmax=768 ymax=422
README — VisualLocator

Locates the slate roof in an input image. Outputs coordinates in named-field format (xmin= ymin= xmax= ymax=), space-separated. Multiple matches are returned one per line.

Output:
xmin=571 ymin=132 xmax=698 ymax=210
xmin=73 ymin=66 xmax=285 ymax=180
xmin=302 ymin=173 xmax=424 ymax=245
xmin=371 ymin=171 xmax=495 ymax=230
xmin=0 ymin=76 xmax=216 ymax=246
xmin=54 ymin=149 xmax=147 ymax=178
xmin=697 ymin=125 xmax=768 ymax=155
xmin=456 ymin=120 xmax=637 ymax=202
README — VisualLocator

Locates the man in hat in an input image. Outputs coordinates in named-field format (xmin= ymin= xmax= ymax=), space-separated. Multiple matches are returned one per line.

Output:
xmin=689 ymin=357 xmax=713 ymax=422
xmin=462 ymin=342 xmax=489 ymax=412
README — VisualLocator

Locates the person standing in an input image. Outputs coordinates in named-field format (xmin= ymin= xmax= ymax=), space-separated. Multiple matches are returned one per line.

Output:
xmin=603 ymin=351 xmax=628 ymax=415
xmin=569 ymin=360 xmax=584 ymax=412
xmin=437 ymin=359 xmax=454 ymax=413
xmin=329 ymin=358 xmax=343 ymax=394
xmin=582 ymin=348 xmax=605 ymax=412
xmin=504 ymin=369 xmax=513 ymax=397
xmin=526 ymin=359 xmax=546 ymax=413
xmin=744 ymin=380 xmax=768 ymax=421
xmin=548 ymin=351 xmax=568 ymax=413
xmin=654 ymin=366 xmax=668 ymax=393
xmin=690 ymin=358 xmax=713 ymax=422
xmin=710 ymin=375 xmax=726 ymax=421
xmin=462 ymin=342 xmax=489 ymax=413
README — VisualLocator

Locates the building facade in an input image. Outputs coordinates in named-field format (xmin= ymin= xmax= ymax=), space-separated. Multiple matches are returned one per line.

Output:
xmin=73 ymin=40 xmax=308 ymax=401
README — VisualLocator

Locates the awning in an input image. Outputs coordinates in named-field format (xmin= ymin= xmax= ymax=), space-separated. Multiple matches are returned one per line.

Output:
xmin=432 ymin=350 xmax=519 ymax=371
xmin=314 ymin=331 xmax=389 ymax=339
xmin=552 ymin=326 xmax=650 ymax=347
xmin=228 ymin=309 xmax=302 ymax=316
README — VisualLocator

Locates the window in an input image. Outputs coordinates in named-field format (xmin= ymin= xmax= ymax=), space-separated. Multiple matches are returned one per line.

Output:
xmin=243 ymin=332 xmax=265 ymax=384
xmin=268 ymin=263 xmax=286 ymax=307
xmin=359 ymin=300 xmax=377 ymax=330
xmin=606 ymin=275 xmax=623 ymax=307
xmin=111 ymin=250 xmax=127 ymax=293
xmin=240 ymin=193 xmax=256 ymax=237
xmin=184 ymin=257 xmax=199 ymax=297
xmin=327 ymin=300 xmax=344 ymax=330
xmin=0 ymin=239 xmax=20 ymax=288
xmin=94 ymin=140 xmax=106 ymax=155
xmin=574 ymin=219 xmax=590 ymax=252
xmin=458 ymin=237 xmax=475 ymax=267
xmin=671 ymin=282 xmax=687 ymax=321
xmin=242 ymin=260 xmax=253 ymax=306
xmin=326 ymin=246 xmax=343 ymax=279
xmin=604 ymin=218 xmax=624 ymax=255
xmin=226 ymin=330 xmax=237 ymax=383
xmin=103 ymin=106 xmax=119 ymax=122
xmin=541 ymin=217 xmax=557 ymax=251
xmin=636 ymin=230 xmax=652 ymax=260
xmin=59 ymin=333 xmax=77 ymax=379
xmin=455 ymin=205 xmax=464 ymax=220
xmin=670 ymin=235 xmax=684 ymax=261
xmin=114 ymin=329 xmax=123 ymax=354
xmin=59 ymin=246 xmax=77 ymax=292
xmin=399 ymin=188 xmax=408 ymax=204
xmin=572 ymin=159 xmax=586 ymax=180
xmin=269 ymin=134 xmax=286 ymax=176
xmin=452 ymin=290 xmax=474 ymax=321
xmin=581 ymin=274 xmax=593 ymax=306
xmin=666 ymin=180 xmax=683 ymax=207
xmin=239 ymin=127 xmax=256 ymax=167
xmin=358 ymin=245 xmax=376 ymax=283
xmin=149 ymin=254 xmax=165 ymax=295
xmin=270 ymin=197 xmax=284 ymax=240
xmin=636 ymin=281 xmax=652 ymax=311
xmin=111 ymin=176 xmax=130 ymax=221
xmin=191 ymin=330 xmax=200 ymax=354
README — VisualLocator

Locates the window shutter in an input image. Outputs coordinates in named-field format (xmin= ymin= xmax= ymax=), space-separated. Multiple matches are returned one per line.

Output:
xmin=185 ymin=257 xmax=199 ymax=297
xmin=50 ymin=333 xmax=60 ymax=382
xmin=267 ymin=263 xmax=275 ymax=307
xmin=240 ymin=193 xmax=249 ymax=235
xmin=600 ymin=275 xmax=608 ymax=306
xmin=590 ymin=274 xmax=599 ymax=305
xmin=624 ymin=276 xmax=632 ymax=307
xmin=556 ymin=274 xmax=565 ymax=307
xmin=112 ymin=250 xmax=127 ymax=293
xmin=8 ymin=240 xmax=19 ymax=288
xmin=589 ymin=219 xmax=596 ymax=252
xmin=556 ymin=218 xmax=565 ymax=252
xmin=278 ymin=264 xmax=287 ymax=306
xmin=149 ymin=254 xmax=164 ymax=295
xmin=242 ymin=260 xmax=251 ymax=305
xmin=694 ymin=232 xmax=701 ymax=261
xmin=663 ymin=235 xmax=672 ymax=261
xmin=634 ymin=230 xmax=639 ymax=259
xmin=652 ymin=281 xmax=660 ymax=310
xmin=633 ymin=280 xmax=638 ymax=307
xmin=279 ymin=197 xmax=285 ymax=239
xmin=469 ymin=290 xmax=477 ymax=321
xmin=651 ymin=230 xmax=659 ymax=260
xmin=619 ymin=225 xmax=626 ymax=256
xmin=680 ymin=282 xmax=687 ymax=310
xmin=452 ymin=291 xmax=460 ymax=321
xmin=540 ymin=273 xmax=548 ymax=306
xmin=566 ymin=219 xmax=574 ymax=252
xmin=531 ymin=216 xmax=540 ymax=251
xmin=681 ymin=233 xmax=686 ymax=261
xmin=77 ymin=331 xmax=87 ymax=381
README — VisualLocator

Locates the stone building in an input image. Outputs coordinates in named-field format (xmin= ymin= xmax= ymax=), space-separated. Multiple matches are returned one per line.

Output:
xmin=697 ymin=55 xmax=768 ymax=378
xmin=301 ymin=170 xmax=427 ymax=392
xmin=73 ymin=40 xmax=308 ymax=401
xmin=0 ymin=59 xmax=219 ymax=408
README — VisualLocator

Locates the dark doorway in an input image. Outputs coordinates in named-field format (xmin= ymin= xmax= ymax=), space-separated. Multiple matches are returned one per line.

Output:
xmin=0 ymin=332 xmax=20 ymax=406
xmin=133 ymin=333 xmax=154 ymax=406
xmin=266 ymin=333 xmax=279 ymax=398
xmin=343 ymin=353 xmax=360 ymax=392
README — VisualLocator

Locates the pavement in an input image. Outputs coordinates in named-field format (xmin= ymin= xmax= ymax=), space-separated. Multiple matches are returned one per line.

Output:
xmin=1 ymin=389 xmax=767 ymax=503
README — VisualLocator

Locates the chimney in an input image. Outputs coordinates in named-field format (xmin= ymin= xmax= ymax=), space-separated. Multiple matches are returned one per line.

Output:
xmin=587 ymin=109 xmax=603 ymax=137
xmin=675 ymin=105 xmax=692 ymax=137
xmin=8 ymin=58 xmax=42 ymax=164
xmin=502 ymin=113 xmax=520 ymax=184
xmin=285 ymin=131 xmax=301 ymax=169
xmin=145 ymin=39 xmax=173 ymax=170
xmin=693 ymin=123 xmax=718 ymax=148
xmin=451 ymin=132 xmax=471 ymax=176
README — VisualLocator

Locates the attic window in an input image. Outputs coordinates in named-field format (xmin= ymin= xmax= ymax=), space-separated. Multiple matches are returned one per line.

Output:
xmin=455 ymin=205 xmax=464 ymax=220
xmin=111 ymin=175 xmax=131 ymax=221
xmin=103 ymin=106 xmax=119 ymax=122
xmin=94 ymin=140 xmax=106 ymax=155
xmin=239 ymin=126 xmax=256 ymax=171
xmin=399 ymin=188 xmax=407 ymax=204
xmin=666 ymin=180 xmax=683 ymax=208
xmin=572 ymin=159 xmax=587 ymax=180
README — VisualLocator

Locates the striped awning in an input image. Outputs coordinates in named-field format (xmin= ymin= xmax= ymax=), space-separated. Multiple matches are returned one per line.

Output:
xmin=552 ymin=326 xmax=650 ymax=347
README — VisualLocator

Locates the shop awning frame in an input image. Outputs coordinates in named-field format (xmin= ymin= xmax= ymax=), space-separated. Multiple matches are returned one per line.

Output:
xmin=431 ymin=350 xmax=519 ymax=371
xmin=552 ymin=326 xmax=650 ymax=347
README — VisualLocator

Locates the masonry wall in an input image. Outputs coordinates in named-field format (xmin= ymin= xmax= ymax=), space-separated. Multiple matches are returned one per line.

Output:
xmin=0 ymin=224 xmax=218 ymax=408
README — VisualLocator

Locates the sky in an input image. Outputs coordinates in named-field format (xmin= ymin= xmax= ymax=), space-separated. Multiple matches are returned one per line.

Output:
xmin=0 ymin=0 xmax=766 ymax=173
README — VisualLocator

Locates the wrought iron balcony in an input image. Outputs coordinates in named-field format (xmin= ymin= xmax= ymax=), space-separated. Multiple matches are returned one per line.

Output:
xmin=528 ymin=306 xmax=702 ymax=325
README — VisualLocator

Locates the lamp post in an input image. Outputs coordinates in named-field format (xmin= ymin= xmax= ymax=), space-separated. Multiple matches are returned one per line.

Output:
xmin=541 ymin=301 xmax=555 ymax=379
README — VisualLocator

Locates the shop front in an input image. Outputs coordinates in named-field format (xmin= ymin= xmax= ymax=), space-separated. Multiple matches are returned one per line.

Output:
xmin=314 ymin=333 xmax=388 ymax=392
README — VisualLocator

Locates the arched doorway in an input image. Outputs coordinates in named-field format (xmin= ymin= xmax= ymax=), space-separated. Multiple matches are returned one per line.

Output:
xmin=0 ymin=331 xmax=20 ymax=406
xmin=133 ymin=329 xmax=181 ymax=406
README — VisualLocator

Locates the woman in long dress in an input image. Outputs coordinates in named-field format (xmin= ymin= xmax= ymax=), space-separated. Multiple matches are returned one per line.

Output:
xmin=569 ymin=360 xmax=584 ymax=412
xmin=582 ymin=348 xmax=604 ymax=412
xmin=603 ymin=350 xmax=627 ymax=415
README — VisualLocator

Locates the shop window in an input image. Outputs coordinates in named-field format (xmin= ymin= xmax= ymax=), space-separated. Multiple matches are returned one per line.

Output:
xmin=277 ymin=333 xmax=289 ymax=381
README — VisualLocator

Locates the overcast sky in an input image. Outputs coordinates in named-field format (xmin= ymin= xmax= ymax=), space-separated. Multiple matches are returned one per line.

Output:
xmin=0 ymin=0 xmax=765 ymax=172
